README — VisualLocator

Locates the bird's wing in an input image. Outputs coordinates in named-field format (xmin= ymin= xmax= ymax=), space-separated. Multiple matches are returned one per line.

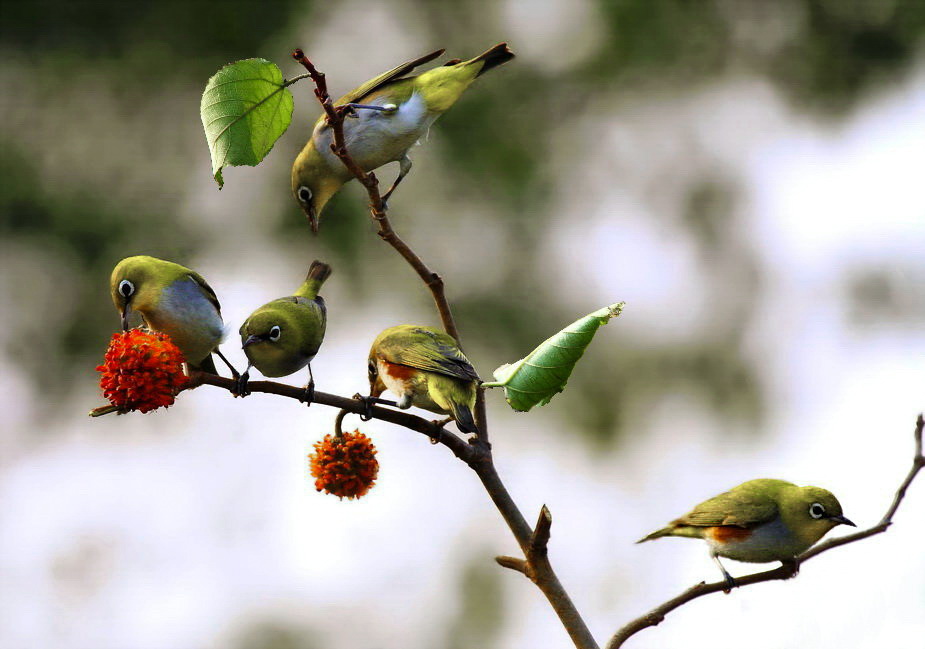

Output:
xmin=676 ymin=489 xmax=779 ymax=528
xmin=336 ymin=48 xmax=445 ymax=105
xmin=381 ymin=328 xmax=479 ymax=382
xmin=186 ymin=272 xmax=221 ymax=313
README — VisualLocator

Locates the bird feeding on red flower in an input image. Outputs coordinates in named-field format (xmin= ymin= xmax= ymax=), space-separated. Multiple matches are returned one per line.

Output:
xmin=309 ymin=430 xmax=379 ymax=499
xmin=96 ymin=329 xmax=188 ymax=413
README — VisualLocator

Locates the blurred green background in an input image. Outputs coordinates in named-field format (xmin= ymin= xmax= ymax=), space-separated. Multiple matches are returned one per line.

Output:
xmin=2 ymin=1 xmax=924 ymax=648
xmin=4 ymin=0 xmax=923 ymax=439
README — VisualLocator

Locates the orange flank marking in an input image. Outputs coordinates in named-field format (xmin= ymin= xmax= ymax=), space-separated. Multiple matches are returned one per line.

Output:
xmin=708 ymin=526 xmax=753 ymax=544
xmin=383 ymin=360 xmax=417 ymax=381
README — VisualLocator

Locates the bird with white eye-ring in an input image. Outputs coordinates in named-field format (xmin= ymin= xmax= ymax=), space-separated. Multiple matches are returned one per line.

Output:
xmin=638 ymin=479 xmax=855 ymax=592
xmin=291 ymin=43 xmax=515 ymax=231
xmin=109 ymin=255 xmax=238 ymax=376
xmin=237 ymin=261 xmax=332 ymax=403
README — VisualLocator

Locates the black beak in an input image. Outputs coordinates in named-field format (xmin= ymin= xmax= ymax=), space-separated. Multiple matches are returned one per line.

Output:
xmin=242 ymin=334 xmax=263 ymax=349
xmin=829 ymin=514 xmax=856 ymax=527
xmin=306 ymin=203 xmax=318 ymax=234
xmin=121 ymin=304 xmax=130 ymax=332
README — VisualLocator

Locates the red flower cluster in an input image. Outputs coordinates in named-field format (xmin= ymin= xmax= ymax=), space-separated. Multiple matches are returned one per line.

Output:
xmin=97 ymin=330 xmax=187 ymax=413
xmin=309 ymin=430 xmax=379 ymax=499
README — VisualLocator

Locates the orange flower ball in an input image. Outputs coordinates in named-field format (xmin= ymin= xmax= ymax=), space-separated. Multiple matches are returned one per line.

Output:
xmin=309 ymin=430 xmax=379 ymax=499
xmin=96 ymin=330 xmax=187 ymax=413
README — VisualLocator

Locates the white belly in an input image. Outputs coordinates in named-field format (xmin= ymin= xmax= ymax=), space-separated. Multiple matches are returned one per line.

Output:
xmin=708 ymin=518 xmax=802 ymax=563
xmin=151 ymin=278 xmax=225 ymax=362
xmin=319 ymin=92 xmax=437 ymax=172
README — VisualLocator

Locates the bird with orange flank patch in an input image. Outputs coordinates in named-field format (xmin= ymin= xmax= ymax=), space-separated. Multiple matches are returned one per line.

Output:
xmin=366 ymin=325 xmax=480 ymax=434
xmin=638 ymin=478 xmax=854 ymax=590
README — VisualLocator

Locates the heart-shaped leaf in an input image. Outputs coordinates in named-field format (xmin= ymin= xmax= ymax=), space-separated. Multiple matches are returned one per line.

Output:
xmin=483 ymin=302 xmax=625 ymax=412
xmin=200 ymin=58 xmax=294 ymax=187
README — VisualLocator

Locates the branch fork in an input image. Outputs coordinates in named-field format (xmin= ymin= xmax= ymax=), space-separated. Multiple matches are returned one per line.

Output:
xmin=496 ymin=504 xmax=553 ymax=579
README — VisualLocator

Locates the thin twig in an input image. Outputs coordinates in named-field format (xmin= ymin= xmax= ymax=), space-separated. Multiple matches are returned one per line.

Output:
xmin=185 ymin=370 xmax=476 ymax=463
xmin=290 ymin=49 xmax=597 ymax=649
xmin=606 ymin=414 xmax=925 ymax=649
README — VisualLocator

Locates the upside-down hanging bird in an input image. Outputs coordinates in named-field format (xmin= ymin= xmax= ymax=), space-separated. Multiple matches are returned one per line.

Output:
xmin=109 ymin=255 xmax=237 ymax=375
xmin=292 ymin=43 xmax=515 ymax=231
xmin=637 ymin=478 xmax=854 ymax=590
xmin=238 ymin=260 xmax=332 ymax=402
xmin=366 ymin=325 xmax=480 ymax=434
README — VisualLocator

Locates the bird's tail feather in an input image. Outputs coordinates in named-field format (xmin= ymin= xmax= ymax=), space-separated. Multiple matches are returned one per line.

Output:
xmin=472 ymin=43 xmax=515 ymax=77
xmin=297 ymin=260 xmax=332 ymax=299
xmin=636 ymin=527 xmax=673 ymax=544
xmin=453 ymin=403 xmax=479 ymax=435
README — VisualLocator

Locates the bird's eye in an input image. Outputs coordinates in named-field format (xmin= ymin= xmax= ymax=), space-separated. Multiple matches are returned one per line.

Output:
xmin=269 ymin=325 xmax=281 ymax=341
xmin=367 ymin=360 xmax=377 ymax=377
xmin=119 ymin=279 xmax=134 ymax=298
xmin=809 ymin=503 xmax=826 ymax=519
xmin=297 ymin=186 xmax=312 ymax=204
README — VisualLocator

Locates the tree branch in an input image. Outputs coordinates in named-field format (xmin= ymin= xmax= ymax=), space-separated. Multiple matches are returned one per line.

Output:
xmin=605 ymin=413 xmax=925 ymax=649
xmin=290 ymin=49 xmax=596 ymax=648
xmin=185 ymin=370 xmax=476 ymax=464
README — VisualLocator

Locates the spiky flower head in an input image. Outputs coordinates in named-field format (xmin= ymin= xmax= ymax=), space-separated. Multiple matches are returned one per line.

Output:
xmin=96 ymin=329 xmax=187 ymax=413
xmin=309 ymin=430 xmax=379 ymax=499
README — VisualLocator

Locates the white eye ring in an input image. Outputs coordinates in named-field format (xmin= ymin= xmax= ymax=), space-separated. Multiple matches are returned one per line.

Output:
xmin=809 ymin=503 xmax=825 ymax=519
xmin=297 ymin=186 xmax=312 ymax=204
xmin=269 ymin=325 xmax=281 ymax=342
xmin=119 ymin=279 xmax=134 ymax=298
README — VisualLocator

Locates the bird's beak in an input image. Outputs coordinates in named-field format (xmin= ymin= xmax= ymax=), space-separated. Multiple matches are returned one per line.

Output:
xmin=120 ymin=304 xmax=129 ymax=332
xmin=242 ymin=335 xmax=262 ymax=349
xmin=305 ymin=203 xmax=318 ymax=234
xmin=829 ymin=514 xmax=856 ymax=527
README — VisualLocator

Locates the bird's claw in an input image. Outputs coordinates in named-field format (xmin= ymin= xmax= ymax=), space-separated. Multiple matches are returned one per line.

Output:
xmin=429 ymin=417 xmax=453 ymax=445
xmin=300 ymin=381 xmax=315 ymax=407
xmin=722 ymin=574 xmax=738 ymax=593
xmin=354 ymin=393 xmax=375 ymax=421
xmin=353 ymin=394 xmax=400 ymax=420
xmin=231 ymin=371 xmax=251 ymax=398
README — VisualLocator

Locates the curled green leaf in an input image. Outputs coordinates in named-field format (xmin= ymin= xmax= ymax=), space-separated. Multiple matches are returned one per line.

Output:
xmin=200 ymin=58 xmax=294 ymax=187
xmin=483 ymin=302 xmax=625 ymax=412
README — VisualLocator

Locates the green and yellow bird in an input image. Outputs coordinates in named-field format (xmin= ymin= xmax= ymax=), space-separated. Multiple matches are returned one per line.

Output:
xmin=638 ymin=478 xmax=855 ymax=589
xmin=292 ymin=43 xmax=515 ymax=230
xmin=366 ymin=325 xmax=480 ymax=434
xmin=238 ymin=261 xmax=332 ymax=401
xmin=110 ymin=255 xmax=236 ymax=375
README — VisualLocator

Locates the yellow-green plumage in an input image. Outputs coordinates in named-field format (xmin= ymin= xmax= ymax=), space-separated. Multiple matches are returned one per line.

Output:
xmin=638 ymin=478 xmax=854 ymax=583
xmin=368 ymin=325 xmax=480 ymax=434
xmin=292 ymin=43 xmax=515 ymax=229
xmin=109 ymin=255 xmax=226 ymax=373
xmin=239 ymin=261 xmax=331 ymax=379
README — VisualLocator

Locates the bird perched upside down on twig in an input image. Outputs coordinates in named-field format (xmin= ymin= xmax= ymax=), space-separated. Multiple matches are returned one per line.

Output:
xmin=292 ymin=43 xmax=515 ymax=230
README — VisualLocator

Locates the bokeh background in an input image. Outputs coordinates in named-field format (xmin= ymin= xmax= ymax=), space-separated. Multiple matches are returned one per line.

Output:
xmin=2 ymin=1 xmax=924 ymax=647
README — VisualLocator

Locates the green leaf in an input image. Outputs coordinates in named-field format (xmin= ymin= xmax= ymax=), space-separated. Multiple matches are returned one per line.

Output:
xmin=200 ymin=58 xmax=294 ymax=187
xmin=483 ymin=302 xmax=625 ymax=412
